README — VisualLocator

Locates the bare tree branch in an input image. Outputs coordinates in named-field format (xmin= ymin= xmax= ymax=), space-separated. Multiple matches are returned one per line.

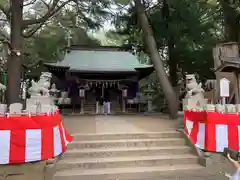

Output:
xmin=24 ymin=0 xmax=38 ymax=7
xmin=22 ymin=21 xmax=46 ymax=38
xmin=0 ymin=4 xmax=10 ymax=21
xmin=0 ymin=29 xmax=11 ymax=48
xmin=22 ymin=0 xmax=70 ymax=27
xmin=0 ymin=30 xmax=9 ymax=40
xmin=40 ymin=0 xmax=51 ymax=9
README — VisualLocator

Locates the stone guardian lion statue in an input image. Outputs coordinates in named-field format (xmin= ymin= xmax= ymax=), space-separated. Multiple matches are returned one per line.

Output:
xmin=28 ymin=72 xmax=52 ymax=96
xmin=183 ymin=74 xmax=206 ymax=110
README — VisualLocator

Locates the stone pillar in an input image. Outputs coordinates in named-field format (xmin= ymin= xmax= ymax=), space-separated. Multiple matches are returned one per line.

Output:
xmin=80 ymin=100 xmax=84 ymax=114
xmin=79 ymin=89 xmax=85 ymax=114
xmin=147 ymin=98 xmax=153 ymax=112
xmin=144 ymin=85 xmax=154 ymax=113
xmin=96 ymin=101 xmax=99 ymax=114
xmin=122 ymin=89 xmax=127 ymax=113
xmin=122 ymin=99 xmax=126 ymax=113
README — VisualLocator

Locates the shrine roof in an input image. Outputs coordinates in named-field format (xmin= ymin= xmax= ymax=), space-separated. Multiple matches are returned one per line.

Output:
xmin=45 ymin=46 xmax=153 ymax=72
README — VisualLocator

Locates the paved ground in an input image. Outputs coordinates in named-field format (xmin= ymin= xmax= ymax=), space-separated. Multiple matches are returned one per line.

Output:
xmin=62 ymin=115 xmax=179 ymax=134
xmin=62 ymin=115 xmax=235 ymax=180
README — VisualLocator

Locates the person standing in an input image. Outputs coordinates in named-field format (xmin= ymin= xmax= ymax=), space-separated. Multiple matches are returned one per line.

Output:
xmin=99 ymin=95 xmax=104 ymax=114
xmin=68 ymin=78 xmax=80 ymax=113
xmin=227 ymin=153 xmax=240 ymax=180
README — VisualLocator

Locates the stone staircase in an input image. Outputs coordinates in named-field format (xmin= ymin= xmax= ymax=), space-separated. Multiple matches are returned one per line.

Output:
xmin=54 ymin=131 xmax=203 ymax=180
xmin=84 ymin=101 xmax=96 ymax=114
xmin=111 ymin=101 xmax=122 ymax=113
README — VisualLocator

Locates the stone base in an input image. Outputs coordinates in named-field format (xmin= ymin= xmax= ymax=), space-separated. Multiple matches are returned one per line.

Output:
xmin=0 ymin=159 xmax=57 ymax=180
xmin=27 ymin=96 xmax=54 ymax=105
xmin=182 ymin=98 xmax=207 ymax=110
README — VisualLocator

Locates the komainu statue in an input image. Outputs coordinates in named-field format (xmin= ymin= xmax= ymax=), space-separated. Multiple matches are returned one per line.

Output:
xmin=28 ymin=72 xmax=52 ymax=96
xmin=183 ymin=74 xmax=206 ymax=110
xmin=185 ymin=74 xmax=204 ymax=99
xmin=0 ymin=82 xmax=6 ymax=90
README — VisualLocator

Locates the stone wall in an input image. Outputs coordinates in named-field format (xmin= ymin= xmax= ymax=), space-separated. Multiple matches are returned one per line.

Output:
xmin=0 ymin=158 xmax=58 ymax=180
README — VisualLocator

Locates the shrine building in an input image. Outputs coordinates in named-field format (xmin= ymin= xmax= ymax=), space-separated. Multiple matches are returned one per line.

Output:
xmin=44 ymin=45 xmax=154 ymax=114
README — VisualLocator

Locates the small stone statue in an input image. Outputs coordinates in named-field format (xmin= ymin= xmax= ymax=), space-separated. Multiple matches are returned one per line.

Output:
xmin=28 ymin=72 xmax=52 ymax=96
xmin=185 ymin=74 xmax=204 ymax=99
xmin=50 ymin=83 xmax=59 ymax=97
xmin=0 ymin=82 xmax=6 ymax=90
xmin=183 ymin=74 xmax=207 ymax=110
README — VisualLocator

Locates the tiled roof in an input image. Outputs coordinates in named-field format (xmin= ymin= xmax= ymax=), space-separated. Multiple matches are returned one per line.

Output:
xmin=45 ymin=49 xmax=152 ymax=72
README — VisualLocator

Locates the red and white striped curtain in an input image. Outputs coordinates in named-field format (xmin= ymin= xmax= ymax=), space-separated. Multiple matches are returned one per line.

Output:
xmin=0 ymin=111 xmax=72 ymax=164
xmin=184 ymin=111 xmax=240 ymax=152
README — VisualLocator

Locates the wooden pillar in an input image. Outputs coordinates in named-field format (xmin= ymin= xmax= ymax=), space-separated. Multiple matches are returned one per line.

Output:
xmin=235 ymin=72 xmax=240 ymax=104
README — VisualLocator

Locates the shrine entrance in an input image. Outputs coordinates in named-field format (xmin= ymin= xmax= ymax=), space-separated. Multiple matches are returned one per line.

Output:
xmin=81 ymin=80 xmax=125 ymax=114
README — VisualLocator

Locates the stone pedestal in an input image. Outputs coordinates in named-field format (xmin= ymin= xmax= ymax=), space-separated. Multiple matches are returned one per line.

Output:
xmin=144 ymin=85 xmax=154 ymax=113
xmin=80 ymin=100 xmax=84 ymax=114
xmin=182 ymin=98 xmax=207 ymax=110
xmin=147 ymin=99 xmax=153 ymax=112
xmin=0 ymin=159 xmax=56 ymax=180
xmin=26 ymin=96 xmax=55 ymax=113
xmin=122 ymin=99 xmax=126 ymax=113
xmin=27 ymin=96 xmax=54 ymax=106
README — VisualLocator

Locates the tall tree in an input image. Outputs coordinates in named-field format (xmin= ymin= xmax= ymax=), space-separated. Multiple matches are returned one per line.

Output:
xmin=134 ymin=0 xmax=178 ymax=118
xmin=218 ymin=0 xmax=240 ymax=42
xmin=112 ymin=0 xmax=222 ymax=115
xmin=0 ymin=0 xmax=110 ymax=104
xmin=8 ymin=0 xmax=23 ymax=104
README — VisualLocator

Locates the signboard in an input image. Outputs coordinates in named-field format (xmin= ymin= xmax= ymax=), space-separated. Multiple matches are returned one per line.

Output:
xmin=220 ymin=78 xmax=230 ymax=97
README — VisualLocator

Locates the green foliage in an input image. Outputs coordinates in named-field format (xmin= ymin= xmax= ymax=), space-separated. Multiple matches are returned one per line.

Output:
xmin=22 ymin=8 xmax=101 ymax=69
xmin=111 ymin=0 xmax=223 ymax=80
xmin=104 ymin=0 xmax=229 ymax=110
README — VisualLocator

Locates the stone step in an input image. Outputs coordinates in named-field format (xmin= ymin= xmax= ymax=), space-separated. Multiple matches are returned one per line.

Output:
xmin=54 ymin=164 xmax=203 ymax=180
xmin=72 ymin=131 xmax=182 ymax=141
xmin=84 ymin=108 xmax=95 ymax=111
xmin=68 ymin=138 xmax=185 ymax=149
xmin=56 ymin=154 xmax=198 ymax=171
xmin=62 ymin=146 xmax=191 ymax=159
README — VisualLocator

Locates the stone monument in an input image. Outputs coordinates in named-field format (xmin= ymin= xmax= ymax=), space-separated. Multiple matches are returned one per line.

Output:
xmin=183 ymin=74 xmax=207 ymax=110
xmin=27 ymin=72 xmax=54 ymax=109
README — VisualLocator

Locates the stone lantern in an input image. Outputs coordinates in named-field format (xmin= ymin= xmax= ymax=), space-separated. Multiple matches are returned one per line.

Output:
xmin=79 ymin=87 xmax=85 ymax=114
xmin=144 ymin=84 xmax=154 ymax=113
xmin=122 ymin=88 xmax=128 ymax=113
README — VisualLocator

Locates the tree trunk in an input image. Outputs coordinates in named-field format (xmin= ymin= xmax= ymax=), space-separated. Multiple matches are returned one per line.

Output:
xmin=6 ymin=0 xmax=23 ymax=105
xmin=219 ymin=0 xmax=239 ymax=42
xmin=168 ymin=36 xmax=178 ymax=86
xmin=162 ymin=0 xmax=178 ymax=87
xmin=134 ymin=0 xmax=178 ymax=119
